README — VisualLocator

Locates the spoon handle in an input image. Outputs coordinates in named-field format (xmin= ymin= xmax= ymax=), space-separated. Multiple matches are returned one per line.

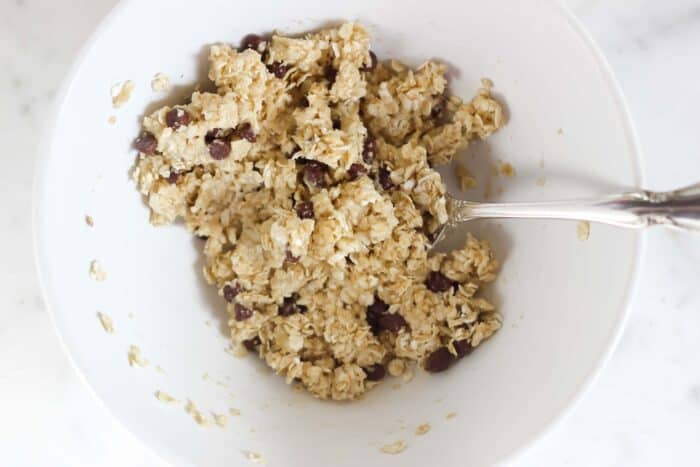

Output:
xmin=449 ymin=183 xmax=700 ymax=231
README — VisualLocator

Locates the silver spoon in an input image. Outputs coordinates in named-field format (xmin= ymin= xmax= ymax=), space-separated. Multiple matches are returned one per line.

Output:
xmin=431 ymin=183 xmax=700 ymax=246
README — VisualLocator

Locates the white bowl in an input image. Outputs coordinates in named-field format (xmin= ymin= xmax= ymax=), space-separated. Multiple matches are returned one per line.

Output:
xmin=34 ymin=0 xmax=643 ymax=466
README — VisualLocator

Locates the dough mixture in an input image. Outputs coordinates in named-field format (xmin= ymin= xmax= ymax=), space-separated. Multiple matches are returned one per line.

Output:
xmin=133 ymin=23 xmax=504 ymax=400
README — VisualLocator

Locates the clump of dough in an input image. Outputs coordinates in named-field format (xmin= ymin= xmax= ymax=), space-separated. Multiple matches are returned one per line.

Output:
xmin=132 ymin=23 xmax=506 ymax=400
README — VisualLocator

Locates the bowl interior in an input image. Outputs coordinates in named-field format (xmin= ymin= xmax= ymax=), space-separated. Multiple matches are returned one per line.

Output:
xmin=35 ymin=0 xmax=641 ymax=466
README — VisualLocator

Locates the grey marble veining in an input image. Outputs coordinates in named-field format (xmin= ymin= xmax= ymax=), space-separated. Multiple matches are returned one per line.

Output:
xmin=0 ymin=1 xmax=699 ymax=466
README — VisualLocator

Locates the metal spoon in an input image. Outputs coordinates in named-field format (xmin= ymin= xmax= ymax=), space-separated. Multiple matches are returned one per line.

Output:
xmin=431 ymin=183 xmax=700 ymax=246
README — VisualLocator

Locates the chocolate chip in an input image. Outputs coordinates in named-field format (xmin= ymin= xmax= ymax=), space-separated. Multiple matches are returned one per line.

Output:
xmin=378 ymin=167 xmax=394 ymax=190
xmin=278 ymin=298 xmax=295 ymax=316
xmin=295 ymin=201 xmax=314 ymax=219
xmin=235 ymin=122 xmax=256 ymax=142
xmin=367 ymin=298 xmax=389 ymax=316
xmin=424 ymin=347 xmax=455 ymax=373
xmin=279 ymin=294 xmax=306 ymax=317
xmin=426 ymin=271 xmax=455 ymax=293
xmin=454 ymin=339 xmax=473 ymax=358
xmin=279 ymin=294 xmax=307 ymax=317
xmin=165 ymin=107 xmax=191 ymax=129
xmin=234 ymin=304 xmax=253 ymax=321
xmin=240 ymin=34 xmax=265 ymax=52
xmin=243 ymin=336 xmax=261 ymax=351
xmin=303 ymin=161 xmax=328 ymax=188
xmin=347 ymin=163 xmax=367 ymax=181
xmin=360 ymin=51 xmax=377 ymax=72
xmin=223 ymin=283 xmax=241 ymax=303
xmin=325 ymin=65 xmax=337 ymax=85
xmin=366 ymin=297 xmax=389 ymax=335
xmin=285 ymin=250 xmax=299 ymax=263
xmin=267 ymin=61 xmax=290 ymax=79
xmin=134 ymin=132 xmax=157 ymax=155
xmin=362 ymin=135 xmax=376 ymax=163
xmin=378 ymin=313 xmax=407 ymax=333
xmin=208 ymin=138 xmax=231 ymax=160
xmin=431 ymin=96 xmax=447 ymax=119
xmin=332 ymin=117 xmax=341 ymax=130
xmin=363 ymin=363 xmax=386 ymax=381
xmin=167 ymin=171 xmax=180 ymax=184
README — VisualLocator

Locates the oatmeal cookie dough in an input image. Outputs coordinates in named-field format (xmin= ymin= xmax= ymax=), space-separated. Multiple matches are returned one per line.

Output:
xmin=132 ymin=22 xmax=504 ymax=400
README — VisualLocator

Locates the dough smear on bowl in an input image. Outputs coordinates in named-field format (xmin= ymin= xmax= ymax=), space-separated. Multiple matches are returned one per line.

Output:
xmin=132 ymin=22 xmax=504 ymax=400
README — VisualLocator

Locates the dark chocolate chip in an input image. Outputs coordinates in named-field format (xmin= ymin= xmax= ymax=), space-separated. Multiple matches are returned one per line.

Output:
xmin=295 ymin=201 xmax=315 ymax=219
xmin=240 ymin=34 xmax=265 ymax=52
xmin=285 ymin=250 xmax=300 ymax=263
xmin=454 ymin=339 xmax=473 ymax=358
xmin=360 ymin=51 xmax=377 ymax=72
xmin=303 ymin=161 xmax=328 ymax=188
xmin=424 ymin=347 xmax=455 ymax=373
xmin=431 ymin=96 xmax=447 ymax=119
xmin=208 ymin=138 xmax=231 ymax=160
xmin=243 ymin=336 xmax=261 ymax=351
xmin=134 ymin=132 xmax=157 ymax=155
xmin=378 ymin=313 xmax=407 ymax=333
xmin=426 ymin=271 xmax=455 ymax=293
xmin=165 ymin=107 xmax=191 ymax=129
xmin=167 ymin=171 xmax=180 ymax=184
xmin=363 ymin=363 xmax=386 ymax=381
xmin=279 ymin=294 xmax=306 ymax=317
xmin=362 ymin=135 xmax=376 ymax=163
xmin=378 ymin=167 xmax=394 ymax=190
xmin=332 ymin=117 xmax=341 ymax=130
xmin=223 ymin=283 xmax=241 ymax=303
xmin=235 ymin=122 xmax=256 ymax=143
xmin=347 ymin=163 xmax=367 ymax=181
xmin=267 ymin=61 xmax=290 ymax=79
xmin=366 ymin=297 xmax=389 ymax=335
xmin=234 ymin=304 xmax=253 ymax=321
xmin=367 ymin=298 xmax=389 ymax=316
xmin=325 ymin=65 xmax=337 ymax=85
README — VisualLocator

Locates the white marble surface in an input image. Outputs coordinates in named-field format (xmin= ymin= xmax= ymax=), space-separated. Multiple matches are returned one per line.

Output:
xmin=1 ymin=0 xmax=699 ymax=465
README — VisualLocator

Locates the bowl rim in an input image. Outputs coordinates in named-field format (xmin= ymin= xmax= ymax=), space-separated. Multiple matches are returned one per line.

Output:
xmin=32 ymin=0 xmax=645 ymax=465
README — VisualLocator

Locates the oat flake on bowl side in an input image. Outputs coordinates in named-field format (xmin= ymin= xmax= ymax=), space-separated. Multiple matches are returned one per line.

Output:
xmin=577 ymin=221 xmax=591 ymax=241
xmin=185 ymin=400 xmax=210 ymax=427
xmin=151 ymin=72 xmax=171 ymax=92
xmin=111 ymin=80 xmax=134 ymax=108
xmin=96 ymin=312 xmax=114 ymax=334
xmin=243 ymin=450 xmax=265 ymax=464
xmin=380 ymin=440 xmax=407 ymax=454
xmin=154 ymin=390 xmax=179 ymax=405
xmin=415 ymin=423 xmax=431 ymax=435
xmin=127 ymin=345 xmax=148 ymax=367
xmin=89 ymin=260 xmax=107 ymax=282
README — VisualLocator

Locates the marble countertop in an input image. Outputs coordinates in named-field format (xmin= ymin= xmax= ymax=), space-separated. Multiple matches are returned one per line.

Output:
xmin=1 ymin=0 xmax=699 ymax=465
